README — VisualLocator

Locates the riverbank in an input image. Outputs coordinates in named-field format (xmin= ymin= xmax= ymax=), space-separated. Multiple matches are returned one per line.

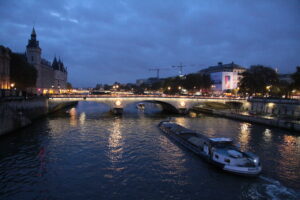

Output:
xmin=191 ymin=107 xmax=300 ymax=132
xmin=0 ymin=97 xmax=77 ymax=136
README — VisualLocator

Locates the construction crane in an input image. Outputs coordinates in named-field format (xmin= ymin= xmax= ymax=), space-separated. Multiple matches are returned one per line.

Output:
xmin=149 ymin=68 xmax=161 ymax=79
xmin=172 ymin=63 xmax=185 ymax=77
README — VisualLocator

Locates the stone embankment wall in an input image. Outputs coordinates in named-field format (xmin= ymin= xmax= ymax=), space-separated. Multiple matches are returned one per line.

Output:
xmin=211 ymin=110 xmax=300 ymax=132
xmin=248 ymin=99 xmax=300 ymax=118
xmin=0 ymin=97 xmax=77 ymax=136
xmin=192 ymin=99 xmax=300 ymax=132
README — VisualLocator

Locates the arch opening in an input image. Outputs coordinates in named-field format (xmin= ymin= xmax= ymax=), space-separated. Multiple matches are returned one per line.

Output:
xmin=123 ymin=100 xmax=179 ymax=114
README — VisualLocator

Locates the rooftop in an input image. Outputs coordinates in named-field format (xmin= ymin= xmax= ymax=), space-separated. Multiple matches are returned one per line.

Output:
xmin=199 ymin=62 xmax=246 ymax=74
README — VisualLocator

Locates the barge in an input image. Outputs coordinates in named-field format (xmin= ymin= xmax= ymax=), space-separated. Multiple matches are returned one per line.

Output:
xmin=158 ymin=120 xmax=262 ymax=176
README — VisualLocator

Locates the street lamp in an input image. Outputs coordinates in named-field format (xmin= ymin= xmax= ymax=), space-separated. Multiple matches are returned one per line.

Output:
xmin=10 ymin=83 xmax=15 ymax=88
xmin=167 ymin=86 xmax=171 ymax=90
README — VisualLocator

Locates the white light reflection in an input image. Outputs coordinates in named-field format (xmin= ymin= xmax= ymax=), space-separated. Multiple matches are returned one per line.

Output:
xmin=79 ymin=112 xmax=86 ymax=125
xmin=263 ymin=129 xmax=272 ymax=142
xmin=108 ymin=118 xmax=123 ymax=162
xmin=238 ymin=123 xmax=251 ymax=150
xmin=69 ymin=107 xmax=77 ymax=126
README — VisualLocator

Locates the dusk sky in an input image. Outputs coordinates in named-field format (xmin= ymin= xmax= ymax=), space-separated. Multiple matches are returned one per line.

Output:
xmin=0 ymin=0 xmax=299 ymax=87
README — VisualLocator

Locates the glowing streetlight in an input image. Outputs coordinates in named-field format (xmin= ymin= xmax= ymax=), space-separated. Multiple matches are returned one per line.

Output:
xmin=167 ymin=86 xmax=171 ymax=90
xmin=180 ymin=101 xmax=186 ymax=107
xmin=115 ymin=100 xmax=121 ymax=106
xmin=10 ymin=83 xmax=15 ymax=88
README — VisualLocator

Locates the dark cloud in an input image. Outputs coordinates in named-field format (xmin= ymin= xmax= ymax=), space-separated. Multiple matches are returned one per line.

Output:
xmin=0 ymin=0 xmax=299 ymax=87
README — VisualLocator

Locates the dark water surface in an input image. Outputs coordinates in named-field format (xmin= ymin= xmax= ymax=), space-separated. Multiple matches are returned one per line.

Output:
xmin=0 ymin=102 xmax=299 ymax=200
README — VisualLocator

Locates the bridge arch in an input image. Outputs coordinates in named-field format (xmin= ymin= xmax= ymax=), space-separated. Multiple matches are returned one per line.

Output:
xmin=122 ymin=100 xmax=179 ymax=113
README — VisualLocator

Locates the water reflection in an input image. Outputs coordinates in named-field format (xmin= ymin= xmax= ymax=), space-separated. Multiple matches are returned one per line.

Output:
xmin=174 ymin=117 xmax=189 ymax=127
xmin=79 ymin=112 xmax=86 ymax=125
xmin=108 ymin=118 xmax=123 ymax=162
xmin=277 ymin=135 xmax=300 ymax=182
xmin=188 ymin=111 xmax=197 ymax=118
xmin=263 ymin=129 xmax=272 ymax=142
xmin=69 ymin=107 xmax=77 ymax=126
xmin=238 ymin=123 xmax=251 ymax=150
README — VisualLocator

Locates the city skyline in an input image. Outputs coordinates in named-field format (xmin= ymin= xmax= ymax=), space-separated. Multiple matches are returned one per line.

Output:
xmin=0 ymin=0 xmax=299 ymax=87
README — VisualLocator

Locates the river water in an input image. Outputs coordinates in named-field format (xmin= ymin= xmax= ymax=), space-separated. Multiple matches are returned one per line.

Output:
xmin=0 ymin=101 xmax=299 ymax=200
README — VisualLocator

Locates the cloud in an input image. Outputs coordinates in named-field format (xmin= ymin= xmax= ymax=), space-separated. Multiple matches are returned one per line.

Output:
xmin=0 ymin=0 xmax=299 ymax=87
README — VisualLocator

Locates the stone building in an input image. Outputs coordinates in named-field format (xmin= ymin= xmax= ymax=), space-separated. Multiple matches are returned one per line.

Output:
xmin=26 ymin=28 xmax=67 ymax=93
xmin=0 ymin=45 xmax=11 ymax=89
xmin=199 ymin=62 xmax=246 ymax=92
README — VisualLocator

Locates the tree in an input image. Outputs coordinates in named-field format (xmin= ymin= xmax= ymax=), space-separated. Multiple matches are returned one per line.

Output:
xmin=239 ymin=65 xmax=279 ymax=96
xmin=291 ymin=66 xmax=300 ymax=89
xmin=10 ymin=52 xmax=37 ymax=90
xmin=183 ymin=73 xmax=211 ymax=90
xmin=66 ymin=82 xmax=73 ymax=90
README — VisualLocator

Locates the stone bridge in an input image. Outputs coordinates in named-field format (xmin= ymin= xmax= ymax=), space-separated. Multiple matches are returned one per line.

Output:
xmin=49 ymin=95 xmax=248 ymax=114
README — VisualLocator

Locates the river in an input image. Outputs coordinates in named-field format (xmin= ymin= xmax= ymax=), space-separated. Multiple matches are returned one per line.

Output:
xmin=0 ymin=101 xmax=299 ymax=200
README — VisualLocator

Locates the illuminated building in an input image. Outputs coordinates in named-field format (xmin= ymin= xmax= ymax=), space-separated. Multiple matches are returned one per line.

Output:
xmin=26 ymin=27 xmax=68 ymax=93
xmin=199 ymin=62 xmax=246 ymax=92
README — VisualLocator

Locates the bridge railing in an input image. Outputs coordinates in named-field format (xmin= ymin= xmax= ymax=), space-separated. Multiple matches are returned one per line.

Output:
xmin=48 ymin=94 xmax=246 ymax=100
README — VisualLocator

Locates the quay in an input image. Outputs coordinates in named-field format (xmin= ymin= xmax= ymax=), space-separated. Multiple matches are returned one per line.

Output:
xmin=0 ymin=96 xmax=77 ymax=136
xmin=192 ymin=98 xmax=300 ymax=132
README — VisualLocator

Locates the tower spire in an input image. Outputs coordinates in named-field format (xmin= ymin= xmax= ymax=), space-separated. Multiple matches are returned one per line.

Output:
xmin=27 ymin=27 xmax=39 ymax=48
xmin=31 ymin=27 xmax=36 ymax=36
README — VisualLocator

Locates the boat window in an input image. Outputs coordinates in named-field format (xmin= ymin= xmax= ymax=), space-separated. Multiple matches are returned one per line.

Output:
xmin=215 ymin=154 xmax=219 ymax=159
xmin=224 ymin=159 xmax=230 ymax=163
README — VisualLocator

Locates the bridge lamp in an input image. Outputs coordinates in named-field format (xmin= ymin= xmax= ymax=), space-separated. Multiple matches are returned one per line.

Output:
xmin=267 ymin=102 xmax=275 ymax=108
xmin=115 ymin=100 xmax=122 ymax=106
xmin=180 ymin=101 xmax=186 ymax=107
